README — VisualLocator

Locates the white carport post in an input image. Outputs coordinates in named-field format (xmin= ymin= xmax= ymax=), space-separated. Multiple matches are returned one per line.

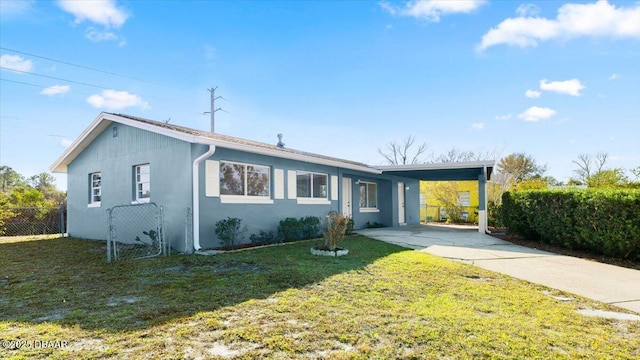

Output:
xmin=478 ymin=166 xmax=488 ymax=233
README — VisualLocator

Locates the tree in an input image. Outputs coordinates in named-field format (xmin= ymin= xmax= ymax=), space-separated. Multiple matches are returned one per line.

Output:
xmin=432 ymin=147 xmax=502 ymax=163
xmin=433 ymin=148 xmax=478 ymax=163
xmin=571 ymin=152 xmax=608 ymax=185
xmin=378 ymin=135 xmax=428 ymax=165
xmin=0 ymin=166 xmax=25 ymax=193
xmin=28 ymin=172 xmax=56 ymax=191
xmin=586 ymin=168 xmax=628 ymax=188
xmin=496 ymin=153 xmax=546 ymax=183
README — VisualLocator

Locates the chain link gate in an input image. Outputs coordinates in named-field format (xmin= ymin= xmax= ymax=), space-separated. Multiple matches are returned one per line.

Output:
xmin=107 ymin=203 xmax=166 ymax=262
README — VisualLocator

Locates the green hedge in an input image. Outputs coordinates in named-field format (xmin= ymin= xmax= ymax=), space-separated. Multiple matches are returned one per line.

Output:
xmin=501 ymin=189 xmax=640 ymax=260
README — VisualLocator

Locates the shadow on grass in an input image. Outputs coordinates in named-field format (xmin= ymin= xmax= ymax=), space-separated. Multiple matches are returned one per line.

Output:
xmin=0 ymin=235 xmax=407 ymax=332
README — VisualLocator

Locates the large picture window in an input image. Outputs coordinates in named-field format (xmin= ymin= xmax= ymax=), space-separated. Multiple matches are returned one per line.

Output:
xmin=134 ymin=164 xmax=150 ymax=202
xmin=296 ymin=171 xmax=327 ymax=199
xmin=359 ymin=181 xmax=378 ymax=210
xmin=89 ymin=172 xmax=101 ymax=207
xmin=220 ymin=161 xmax=270 ymax=198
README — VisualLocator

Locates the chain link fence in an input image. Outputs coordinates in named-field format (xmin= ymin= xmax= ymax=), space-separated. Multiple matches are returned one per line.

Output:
xmin=107 ymin=203 xmax=166 ymax=263
xmin=421 ymin=205 xmax=479 ymax=224
xmin=0 ymin=205 xmax=66 ymax=237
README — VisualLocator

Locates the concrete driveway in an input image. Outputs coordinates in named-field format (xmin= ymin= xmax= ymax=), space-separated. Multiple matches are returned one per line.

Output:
xmin=357 ymin=224 xmax=640 ymax=314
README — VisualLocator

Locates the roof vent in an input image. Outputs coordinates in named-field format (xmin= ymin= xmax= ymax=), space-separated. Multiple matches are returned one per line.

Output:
xmin=276 ymin=133 xmax=285 ymax=148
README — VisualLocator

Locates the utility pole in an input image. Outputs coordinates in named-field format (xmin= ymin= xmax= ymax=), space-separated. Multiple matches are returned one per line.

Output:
xmin=204 ymin=87 xmax=224 ymax=132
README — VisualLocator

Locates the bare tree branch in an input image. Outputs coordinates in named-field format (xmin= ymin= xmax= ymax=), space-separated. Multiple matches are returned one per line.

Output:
xmin=378 ymin=136 xmax=428 ymax=165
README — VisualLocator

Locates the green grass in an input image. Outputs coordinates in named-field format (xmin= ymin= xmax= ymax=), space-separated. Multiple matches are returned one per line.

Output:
xmin=1 ymin=235 xmax=639 ymax=359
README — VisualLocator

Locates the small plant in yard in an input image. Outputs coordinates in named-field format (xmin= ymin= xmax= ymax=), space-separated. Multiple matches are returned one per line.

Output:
xmin=214 ymin=217 xmax=247 ymax=249
xmin=314 ymin=212 xmax=350 ymax=252
xmin=135 ymin=229 xmax=158 ymax=244
xmin=366 ymin=221 xmax=383 ymax=228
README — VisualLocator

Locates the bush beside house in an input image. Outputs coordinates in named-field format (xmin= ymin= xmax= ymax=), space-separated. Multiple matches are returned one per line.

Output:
xmin=502 ymin=189 xmax=640 ymax=260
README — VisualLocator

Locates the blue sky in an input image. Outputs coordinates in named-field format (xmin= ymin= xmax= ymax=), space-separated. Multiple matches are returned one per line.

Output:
xmin=1 ymin=0 xmax=639 ymax=190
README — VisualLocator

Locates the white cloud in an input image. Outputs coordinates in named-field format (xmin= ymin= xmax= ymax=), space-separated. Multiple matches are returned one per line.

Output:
xmin=518 ymin=106 xmax=556 ymax=122
xmin=85 ymin=28 xmax=118 ymax=42
xmin=41 ymin=85 xmax=70 ymax=96
xmin=203 ymin=44 xmax=216 ymax=60
xmin=540 ymin=78 xmax=585 ymax=96
xmin=478 ymin=0 xmax=640 ymax=51
xmin=61 ymin=139 xmax=73 ymax=147
xmin=86 ymin=90 xmax=149 ymax=110
xmin=0 ymin=0 xmax=34 ymax=15
xmin=0 ymin=54 xmax=33 ymax=72
xmin=380 ymin=0 xmax=486 ymax=22
xmin=57 ymin=0 xmax=129 ymax=28
xmin=516 ymin=4 xmax=540 ymax=17
xmin=496 ymin=113 xmax=512 ymax=121
xmin=608 ymin=73 xmax=621 ymax=80
xmin=471 ymin=122 xmax=485 ymax=130
xmin=525 ymin=90 xmax=541 ymax=98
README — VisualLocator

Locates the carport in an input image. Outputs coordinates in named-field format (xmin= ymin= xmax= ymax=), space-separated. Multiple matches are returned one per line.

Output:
xmin=378 ymin=161 xmax=494 ymax=233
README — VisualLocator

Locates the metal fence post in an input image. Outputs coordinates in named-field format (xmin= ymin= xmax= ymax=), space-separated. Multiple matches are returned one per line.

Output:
xmin=59 ymin=203 xmax=65 ymax=237
xmin=107 ymin=207 xmax=112 ymax=263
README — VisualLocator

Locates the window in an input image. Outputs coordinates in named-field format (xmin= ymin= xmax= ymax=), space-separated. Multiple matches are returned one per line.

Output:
xmin=457 ymin=191 xmax=471 ymax=207
xmin=134 ymin=164 xmax=150 ymax=202
xmin=88 ymin=172 xmax=101 ymax=207
xmin=359 ymin=181 xmax=378 ymax=211
xmin=296 ymin=171 xmax=327 ymax=199
xmin=220 ymin=161 xmax=270 ymax=199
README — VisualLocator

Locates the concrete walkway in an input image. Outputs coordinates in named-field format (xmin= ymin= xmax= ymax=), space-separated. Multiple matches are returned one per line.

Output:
xmin=357 ymin=224 xmax=640 ymax=314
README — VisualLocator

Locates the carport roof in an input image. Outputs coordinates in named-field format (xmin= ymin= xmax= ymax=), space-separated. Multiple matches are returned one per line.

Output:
xmin=378 ymin=161 xmax=494 ymax=181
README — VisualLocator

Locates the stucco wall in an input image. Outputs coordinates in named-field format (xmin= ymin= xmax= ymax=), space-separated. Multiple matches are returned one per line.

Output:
xmin=67 ymin=123 xmax=192 ymax=247
xmin=196 ymin=146 xmax=421 ymax=249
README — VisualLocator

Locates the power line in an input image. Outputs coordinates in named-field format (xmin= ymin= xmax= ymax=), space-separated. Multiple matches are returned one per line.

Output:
xmin=0 ymin=79 xmax=205 ymax=118
xmin=1 ymin=67 xmax=112 ymax=90
xmin=0 ymin=78 xmax=93 ymax=96
xmin=0 ymin=46 xmax=175 ymax=88
xmin=0 ymin=67 xmax=180 ymax=103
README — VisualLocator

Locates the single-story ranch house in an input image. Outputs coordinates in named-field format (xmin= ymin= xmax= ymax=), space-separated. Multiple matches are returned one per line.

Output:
xmin=51 ymin=112 xmax=494 ymax=253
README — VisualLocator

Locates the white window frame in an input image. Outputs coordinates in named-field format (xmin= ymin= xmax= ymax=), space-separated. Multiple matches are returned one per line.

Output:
xmin=296 ymin=171 xmax=330 ymax=205
xmin=133 ymin=164 xmax=150 ymax=204
xmin=88 ymin=172 xmax=101 ymax=208
xmin=457 ymin=191 xmax=471 ymax=207
xmin=359 ymin=181 xmax=379 ymax=213
xmin=219 ymin=160 xmax=273 ymax=204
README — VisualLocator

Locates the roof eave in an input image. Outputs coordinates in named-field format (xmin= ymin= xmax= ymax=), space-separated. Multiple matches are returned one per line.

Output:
xmin=377 ymin=160 xmax=495 ymax=172
xmin=50 ymin=113 xmax=217 ymax=174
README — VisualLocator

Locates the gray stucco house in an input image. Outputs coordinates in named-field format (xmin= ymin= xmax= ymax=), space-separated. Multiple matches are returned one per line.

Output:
xmin=51 ymin=112 xmax=493 ymax=253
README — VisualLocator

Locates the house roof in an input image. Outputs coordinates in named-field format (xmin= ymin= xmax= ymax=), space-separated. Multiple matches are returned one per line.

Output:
xmin=378 ymin=161 xmax=495 ymax=181
xmin=50 ymin=112 xmax=381 ymax=174
xmin=50 ymin=112 xmax=495 ymax=181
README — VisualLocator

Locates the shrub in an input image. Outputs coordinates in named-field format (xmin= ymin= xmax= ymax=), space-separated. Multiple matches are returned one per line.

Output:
xmin=322 ymin=213 xmax=350 ymax=251
xmin=345 ymin=219 xmax=354 ymax=235
xmin=502 ymin=189 xmax=640 ymax=260
xmin=487 ymin=200 xmax=503 ymax=228
xmin=278 ymin=216 xmax=322 ymax=242
xmin=300 ymin=216 xmax=321 ymax=240
xmin=249 ymin=230 xmax=279 ymax=246
xmin=366 ymin=221 xmax=383 ymax=228
xmin=278 ymin=217 xmax=301 ymax=242
xmin=214 ymin=217 xmax=247 ymax=249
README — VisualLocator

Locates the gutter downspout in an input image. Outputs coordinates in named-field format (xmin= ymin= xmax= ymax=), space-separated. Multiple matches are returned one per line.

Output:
xmin=192 ymin=144 xmax=216 ymax=251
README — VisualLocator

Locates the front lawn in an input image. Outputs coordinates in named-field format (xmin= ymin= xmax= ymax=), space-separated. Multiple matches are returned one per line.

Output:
xmin=1 ymin=235 xmax=638 ymax=359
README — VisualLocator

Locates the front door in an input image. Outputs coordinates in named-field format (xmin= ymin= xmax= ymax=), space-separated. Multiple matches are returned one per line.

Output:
xmin=398 ymin=182 xmax=406 ymax=225
xmin=342 ymin=177 xmax=352 ymax=218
